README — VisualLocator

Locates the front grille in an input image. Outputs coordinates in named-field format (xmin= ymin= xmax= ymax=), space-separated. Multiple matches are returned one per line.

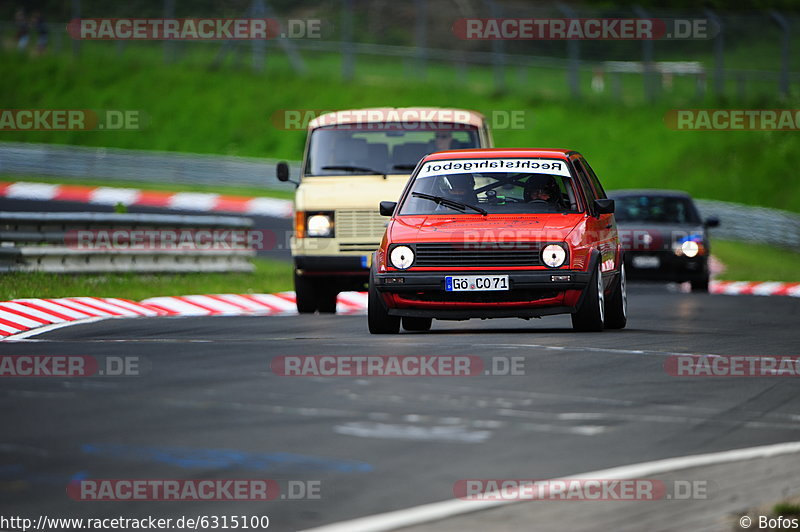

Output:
xmin=336 ymin=210 xmax=388 ymax=239
xmin=400 ymin=289 xmax=559 ymax=304
xmin=339 ymin=242 xmax=379 ymax=253
xmin=413 ymin=242 xmax=542 ymax=267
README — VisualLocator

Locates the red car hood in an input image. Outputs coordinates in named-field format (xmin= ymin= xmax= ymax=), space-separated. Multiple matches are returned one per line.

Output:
xmin=389 ymin=213 xmax=583 ymax=243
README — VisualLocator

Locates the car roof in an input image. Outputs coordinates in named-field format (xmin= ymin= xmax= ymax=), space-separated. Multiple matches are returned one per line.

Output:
xmin=308 ymin=107 xmax=486 ymax=129
xmin=424 ymin=148 xmax=576 ymax=161
xmin=608 ymin=189 xmax=695 ymax=199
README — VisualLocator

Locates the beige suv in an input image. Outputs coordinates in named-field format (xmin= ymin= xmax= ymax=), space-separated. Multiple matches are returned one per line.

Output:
xmin=277 ymin=107 xmax=493 ymax=313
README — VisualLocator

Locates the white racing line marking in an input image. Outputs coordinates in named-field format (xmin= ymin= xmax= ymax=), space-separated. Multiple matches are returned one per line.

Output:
xmin=2 ymin=317 xmax=107 ymax=340
xmin=488 ymin=342 xmax=726 ymax=358
xmin=300 ymin=440 xmax=800 ymax=532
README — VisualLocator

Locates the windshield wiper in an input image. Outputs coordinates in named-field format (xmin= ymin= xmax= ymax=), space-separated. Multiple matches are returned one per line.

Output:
xmin=321 ymin=165 xmax=386 ymax=176
xmin=412 ymin=192 xmax=488 ymax=216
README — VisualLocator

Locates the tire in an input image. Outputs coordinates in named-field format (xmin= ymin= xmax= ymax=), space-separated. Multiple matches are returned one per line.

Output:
xmin=294 ymin=272 xmax=318 ymax=314
xmin=402 ymin=317 xmax=432 ymax=332
xmin=604 ymin=263 xmax=627 ymax=329
xmin=571 ymin=261 xmax=605 ymax=332
xmin=316 ymin=289 xmax=339 ymax=314
xmin=368 ymin=272 xmax=400 ymax=334
xmin=691 ymin=276 xmax=709 ymax=293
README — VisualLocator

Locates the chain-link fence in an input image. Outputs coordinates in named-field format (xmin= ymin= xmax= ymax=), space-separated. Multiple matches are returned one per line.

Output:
xmin=2 ymin=1 xmax=798 ymax=102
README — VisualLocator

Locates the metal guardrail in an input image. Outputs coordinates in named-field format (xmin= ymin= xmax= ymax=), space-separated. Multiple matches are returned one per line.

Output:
xmin=695 ymin=199 xmax=800 ymax=251
xmin=0 ymin=212 xmax=256 ymax=273
xmin=0 ymin=142 xmax=299 ymax=191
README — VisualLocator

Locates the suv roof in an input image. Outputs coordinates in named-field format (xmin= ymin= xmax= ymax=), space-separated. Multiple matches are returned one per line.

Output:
xmin=309 ymin=107 xmax=486 ymax=129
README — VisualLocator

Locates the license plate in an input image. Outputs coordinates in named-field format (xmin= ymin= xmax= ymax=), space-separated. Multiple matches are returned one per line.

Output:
xmin=632 ymin=255 xmax=660 ymax=269
xmin=445 ymin=275 xmax=509 ymax=292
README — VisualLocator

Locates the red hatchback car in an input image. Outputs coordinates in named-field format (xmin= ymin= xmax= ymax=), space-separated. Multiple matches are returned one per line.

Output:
xmin=368 ymin=148 xmax=627 ymax=333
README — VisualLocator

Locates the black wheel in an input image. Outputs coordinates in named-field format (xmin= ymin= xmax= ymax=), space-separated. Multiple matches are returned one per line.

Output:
xmin=402 ymin=317 xmax=432 ymax=332
xmin=316 ymin=289 xmax=339 ymax=313
xmin=572 ymin=261 xmax=605 ymax=332
xmin=691 ymin=276 xmax=709 ymax=293
xmin=368 ymin=272 xmax=400 ymax=334
xmin=604 ymin=263 xmax=627 ymax=329
xmin=294 ymin=272 xmax=317 ymax=314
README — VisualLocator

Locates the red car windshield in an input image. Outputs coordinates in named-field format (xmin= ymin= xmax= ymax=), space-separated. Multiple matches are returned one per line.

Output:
xmin=399 ymin=158 xmax=581 ymax=215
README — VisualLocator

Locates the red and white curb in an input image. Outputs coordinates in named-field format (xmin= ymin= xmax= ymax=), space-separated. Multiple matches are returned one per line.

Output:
xmin=711 ymin=281 xmax=800 ymax=297
xmin=0 ymin=282 xmax=796 ymax=340
xmin=0 ymin=181 xmax=292 ymax=218
xmin=0 ymin=292 xmax=367 ymax=340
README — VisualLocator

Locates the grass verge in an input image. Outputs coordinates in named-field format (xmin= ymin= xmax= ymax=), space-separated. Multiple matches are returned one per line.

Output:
xmin=2 ymin=48 xmax=800 ymax=212
xmin=0 ymin=258 xmax=293 ymax=301
xmin=713 ymin=240 xmax=800 ymax=283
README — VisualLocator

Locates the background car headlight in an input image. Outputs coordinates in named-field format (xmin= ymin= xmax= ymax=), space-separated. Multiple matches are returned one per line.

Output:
xmin=306 ymin=214 xmax=333 ymax=237
xmin=680 ymin=240 xmax=700 ymax=257
xmin=542 ymin=244 xmax=567 ymax=268
xmin=390 ymin=246 xmax=414 ymax=269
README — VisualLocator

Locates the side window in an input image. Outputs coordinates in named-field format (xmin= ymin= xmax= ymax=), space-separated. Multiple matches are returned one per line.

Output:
xmin=580 ymin=157 xmax=607 ymax=199
xmin=571 ymin=158 xmax=596 ymax=210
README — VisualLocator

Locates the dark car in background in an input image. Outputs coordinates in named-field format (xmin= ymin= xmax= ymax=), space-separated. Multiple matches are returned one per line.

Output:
xmin=608 ymin=190 xmax=719 ymax=292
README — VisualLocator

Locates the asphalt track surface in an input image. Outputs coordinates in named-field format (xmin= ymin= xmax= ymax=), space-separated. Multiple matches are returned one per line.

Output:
xmin=2 ymin=286 xmax=799 ymax=531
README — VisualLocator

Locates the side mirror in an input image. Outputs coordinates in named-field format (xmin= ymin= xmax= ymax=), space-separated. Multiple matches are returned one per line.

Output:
xmin=705 ymin=216 xmax=720 ymax=228
xmin=379 ymin=201 xmax=397 ymax=217
xmin=276 ymin=162 xmax=290 ymax=182
xmin=594 ymin=198 xmax=615 ymax=215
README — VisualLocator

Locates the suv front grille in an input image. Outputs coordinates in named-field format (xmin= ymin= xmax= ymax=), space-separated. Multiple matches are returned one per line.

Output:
xmin=414 ymin=242 xmax=542 ymax=268
xmin=336 ymin=210 xmax=388 ymax=239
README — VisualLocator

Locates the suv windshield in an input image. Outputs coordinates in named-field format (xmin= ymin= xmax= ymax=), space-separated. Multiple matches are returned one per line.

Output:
xmin=614 ymin=195 xmax=701 ymax=224
xmin=305 ymin=124 xmax=480 ymax=176
xmin=398 ymin=158 xmax=581 ymax=215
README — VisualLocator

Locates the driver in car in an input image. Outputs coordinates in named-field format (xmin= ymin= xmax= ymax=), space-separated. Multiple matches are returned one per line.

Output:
xmin=444 ymin=174 xmax=479 ymax=204
xmin=524 ymin=174 xmax=561 ymax=209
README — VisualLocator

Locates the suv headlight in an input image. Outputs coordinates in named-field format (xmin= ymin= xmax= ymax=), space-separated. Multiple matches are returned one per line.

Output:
xmin=307 ymin=214 xmax=334 ymax=237
xmin=541 ymin=243 xmax=568 ymax=268
xmin=679 ymin=240 xmax=700 ymax=257
xmin=390 ymin=245 xmax=415 ymax=270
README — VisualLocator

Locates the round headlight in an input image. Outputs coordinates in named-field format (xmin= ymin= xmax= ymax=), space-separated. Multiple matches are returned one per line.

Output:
xmin=390 ymin=246 xmax=414 ymax=270
xmin=681 ymin=240 xmax=700 ymax=258
xmin=542 ymin=244 xmax=567 ymax=268
xmin=307 ymin=214 xmax=333 ymax=237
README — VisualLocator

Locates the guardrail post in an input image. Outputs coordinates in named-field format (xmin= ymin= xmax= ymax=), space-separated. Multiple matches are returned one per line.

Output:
xmin=705 ymin=9 xmax=724 ymax=98
xmin=163 ymin=0 xmax=175 ymax=64
xmin=768 ymin=10 xmax=790 ymax=99
xmin=634 ymin=6 xmax=656 ymax=102
xmin=341 ymin=0 xmax=355 ymax=81
xmin=484 ymin=0 xmax=505 ymax=93
xmin=71 ymin=0 xmax=81 ymax=58
xmin=251 ymin=0 xmax=267 ymax=73
xmin=557 ymin=3 xmax=580 ymax=99
xmin=414 ymin=0 xmax=428 ymax=80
